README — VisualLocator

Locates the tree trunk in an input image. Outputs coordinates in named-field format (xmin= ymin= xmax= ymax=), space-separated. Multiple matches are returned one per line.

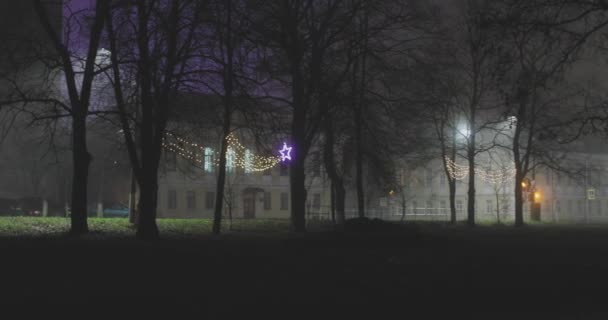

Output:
xmin=289 ymin=57 xmax=307 ymax=232
xmin=70 ymin=116 xmax=90 ymax=236
xmin=330 ymin=182 xmax=336 ymax=224
xmin=514 ymin=169 xmax=524 ymax=227
xmin=128 ymin=170 xmax=138 ymax=225
xmin=496 ymin=191 xmax=501 ymax=224
xmin=335 ymin=180 xmax=346 ymax=225
xmin=213 ymin=123 xmax=230 ymax=235
xmin=467 ymin=127 xmax=476 ymax=226
xmin=136 ymin=132 xmax=160 ymax=240
xmin=212 ymin=0 xmax=234 ymax=236
xmin=136 ymin=166 xmax=159 ymax=240
xmin=290 ymin=155 xmax=307 ymax=232
xmin=449 ymin=179 xmax=457 ymax=224
xmin=355 ymin=104 xmax=365 ymax=218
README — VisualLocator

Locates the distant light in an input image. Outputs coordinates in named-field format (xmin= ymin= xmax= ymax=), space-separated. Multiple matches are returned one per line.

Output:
xmin=389 ymin=190 xmax=395 ymax=196
xmin=534 ymin=191 xmax=541 ymax=202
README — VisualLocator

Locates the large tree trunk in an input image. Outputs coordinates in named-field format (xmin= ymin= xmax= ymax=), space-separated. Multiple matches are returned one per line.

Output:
xmin=467 ymin=123 xmax=476 ymax=226
xmin=290 ymin=63 xmax=307 ymax=232
xmin=449 ymin=179 xmax=457 ymax=224
xmin=70 ymin=115 xmax=91 ymax=235
xmin=128 ymin=170 xmax=138 ymax=225
xmin=136 ymin=163 xmax=160 ymax=240
xmin=322 ymin=114 xmax=345 ymax=225
xmin=212 ymin=0 xmax=234 ymax=235
xmin=449 ymin=130 xmax=457 ymax=224
xmin=290 ymin=155 xmax=307 ymax=232
xmin=335 ymin=180 xmax=346 ymax=225
xmin=330 ymin=182 xmax=336 ymax=224
xmin=355 ymin=104 xmax=365 ymax=219
xmin=514 ymin=167 xmax=524 ymax=227
xmin=213 ymin=118 xmax=230 ymax=235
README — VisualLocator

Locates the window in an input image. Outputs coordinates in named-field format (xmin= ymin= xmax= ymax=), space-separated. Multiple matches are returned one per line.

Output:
xmin=168 ymin=189 xmax=177 ymax=209
xmin=426 ymin=200 xmax=433 ymax=215
xmin=244 ymin=149 xmax=253 ymax=174
xmin=313 ymin=193 xmax=321 ymax=211
xmin=280 ymin=163 xmax=289 ymax=176
xmin=263 ymin=168 xmax=272 ymax=176
xmin=440 ymin=200 xmax=446 ymax=215
xmin=556 ymin=200 xmax=561 ymax=215
xmin=412 ymin=201 xmax=418 ymax=214
xmin=280 ymin=192 xmax=289 ymax=210
xmin=186 ymin=191 xmax=196 ymax=210
xmin=440 ymin=173 xmax=446 ymax=188
xmin=577 ymin=200 xmax=584 ymax=215
xmin=486 ymin=200 xmax=493 ymax=215
xmin=204 ymin=147 xmax=214 ymax=173
xmin=264 ymin=192 xmax=271 ymax=210
xmin=226 ymin=148 xmax=235 ymax=173
xmin=425 ymin=168 xmax=433 ymax=188
xmin=166 ymin=150 xmax=176 ymax=171
xmin=205 ymin=191 xmax=215 ymax=209
xmin=312 ymin=152 xmax=321 ymax=177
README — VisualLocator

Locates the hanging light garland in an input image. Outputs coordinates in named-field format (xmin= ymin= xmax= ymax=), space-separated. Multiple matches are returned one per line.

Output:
xmin=162 ymin=132 xmax=282 ymax=172
xmin=445 ymin=156 xmax=516 ymax=184
xmin=445 ymin=157 xmax=469 ymax=180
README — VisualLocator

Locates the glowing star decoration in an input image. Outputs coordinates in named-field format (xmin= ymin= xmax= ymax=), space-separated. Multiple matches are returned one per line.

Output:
xmin=279 ymin=142 xmax=292 ymax=162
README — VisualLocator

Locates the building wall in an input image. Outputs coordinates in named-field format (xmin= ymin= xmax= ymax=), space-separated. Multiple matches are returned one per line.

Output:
xmin=157 ymin=148 xmax=331 ymax=219
xmin=380 ymin=153 xmax=608 ymax=223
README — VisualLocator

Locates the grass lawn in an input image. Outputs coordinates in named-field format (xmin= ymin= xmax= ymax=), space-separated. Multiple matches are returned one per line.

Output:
xmin=0 ymin=217 xmax=301 ymax=237
xmin=0 ymin=217 xmax=607 ymax=318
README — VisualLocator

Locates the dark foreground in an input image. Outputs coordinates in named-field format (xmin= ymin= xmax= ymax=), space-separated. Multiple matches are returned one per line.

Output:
xmin=1 ymin=223 xmax=607 ymax=319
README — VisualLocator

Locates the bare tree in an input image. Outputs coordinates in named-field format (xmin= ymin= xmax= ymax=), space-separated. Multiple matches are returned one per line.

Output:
xmin=29 ymin=0 xmax=109 ymax=235
xmin=106 ymin=0 xmax=204 ymax=239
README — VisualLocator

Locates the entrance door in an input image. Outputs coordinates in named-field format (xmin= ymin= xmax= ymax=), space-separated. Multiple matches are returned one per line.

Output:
xmin=243 ymin=192 xmax=256 ymax=219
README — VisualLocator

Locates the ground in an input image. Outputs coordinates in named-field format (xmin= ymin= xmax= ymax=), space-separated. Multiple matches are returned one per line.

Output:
xmin=0 ymin=217 xmax=607 ymax=319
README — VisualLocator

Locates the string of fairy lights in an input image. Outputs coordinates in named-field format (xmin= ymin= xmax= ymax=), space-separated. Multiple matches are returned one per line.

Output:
xmin=162 ymin=132 xmax=282 ymax=172
xmin=445 ymin=157 xmax=517 ymax=184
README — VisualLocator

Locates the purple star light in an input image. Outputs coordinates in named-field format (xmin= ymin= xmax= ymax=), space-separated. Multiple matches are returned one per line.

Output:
xmin=279 ymin=142 xmax=292 ymax=162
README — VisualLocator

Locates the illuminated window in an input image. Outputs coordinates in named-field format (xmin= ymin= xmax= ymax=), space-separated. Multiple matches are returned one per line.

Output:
xmin=244 ymin=149 xmax=253 ymax=174
xmin=204 ymin=147 xmax=214 ymax=173
xmin=226 ymin=148 xmax=235 ymax=173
